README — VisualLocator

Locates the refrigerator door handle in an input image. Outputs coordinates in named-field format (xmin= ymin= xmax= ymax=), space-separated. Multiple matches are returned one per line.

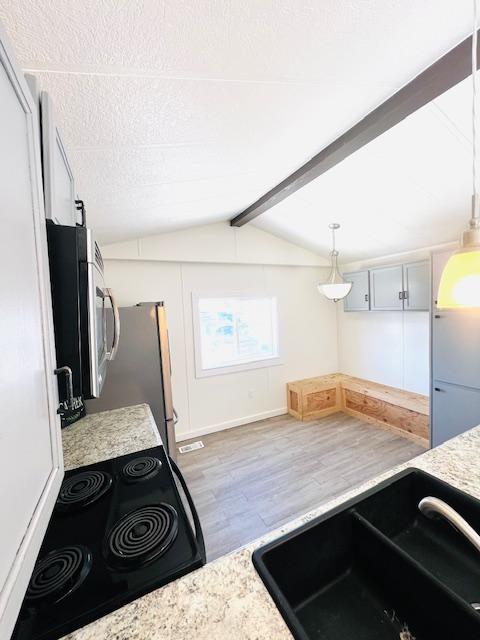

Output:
xmin=173 ymin=407 xmax=179 ymax=425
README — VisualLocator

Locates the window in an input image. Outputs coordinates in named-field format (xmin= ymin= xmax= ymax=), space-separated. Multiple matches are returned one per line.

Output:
xmin=192 ymin=295 xmax=280 ymax=377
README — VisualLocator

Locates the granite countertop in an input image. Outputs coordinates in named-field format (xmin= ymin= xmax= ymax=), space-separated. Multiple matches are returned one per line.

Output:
xmin=61 ymin=411 xmax=480 ymax=640
xmin=61 ymin=404 xmax=161 ymax=471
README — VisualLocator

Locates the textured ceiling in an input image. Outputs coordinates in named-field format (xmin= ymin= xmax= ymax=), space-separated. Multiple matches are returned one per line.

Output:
xmin=0 ymin=0 xmax=474 ymax=253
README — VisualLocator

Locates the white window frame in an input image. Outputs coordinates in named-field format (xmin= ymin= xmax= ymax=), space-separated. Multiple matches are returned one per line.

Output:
xmin=192 ymin=293 xmax=282 ymax=378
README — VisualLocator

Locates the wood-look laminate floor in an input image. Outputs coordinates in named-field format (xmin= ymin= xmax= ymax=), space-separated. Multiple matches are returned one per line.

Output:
xmin=177 ymin=412 xmax=426 ymax=562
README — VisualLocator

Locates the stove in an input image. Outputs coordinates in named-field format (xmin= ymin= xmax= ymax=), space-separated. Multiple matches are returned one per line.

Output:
xmin=13 ymin=446 xmax=205 ymax=640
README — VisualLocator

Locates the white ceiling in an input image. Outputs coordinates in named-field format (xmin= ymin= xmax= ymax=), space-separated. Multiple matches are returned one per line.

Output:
xmin=0 ymin=0 xmax=475 ymax=254
xmin=256 ymin=76 xmax=476 ymax=262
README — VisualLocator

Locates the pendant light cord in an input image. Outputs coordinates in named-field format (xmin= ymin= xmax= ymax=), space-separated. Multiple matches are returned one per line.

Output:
xmin=473 ymin=0 xmax=479 ymax=224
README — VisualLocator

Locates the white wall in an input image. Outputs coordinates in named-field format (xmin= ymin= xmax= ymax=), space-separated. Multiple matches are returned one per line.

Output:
xmin=337 ymin=309 xmax=430 ymax=395
xmin=104 ymin=259 xmax=338 ymax=440
xmin=102 ymin=221 xmax=329 ymax=267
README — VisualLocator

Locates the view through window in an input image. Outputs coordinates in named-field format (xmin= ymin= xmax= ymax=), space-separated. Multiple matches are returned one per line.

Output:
xmin=193 ymin=295 xmax=280 ymax=376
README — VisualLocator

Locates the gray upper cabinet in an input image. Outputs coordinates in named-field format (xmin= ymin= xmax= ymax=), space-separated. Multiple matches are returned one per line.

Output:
xmin=370 ymin=265 xmax=404 ymax=311
xmin=403 ymin=260 xmax=429 ymax=311
xmin=343 ymin=260 xmax=430 ymax=312
xmin=343 ymin=270 xmax=370 ymax=311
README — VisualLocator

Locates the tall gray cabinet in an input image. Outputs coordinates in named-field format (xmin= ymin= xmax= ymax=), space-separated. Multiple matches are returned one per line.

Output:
xmin=431 ymin=249 xmax=480 ymax=446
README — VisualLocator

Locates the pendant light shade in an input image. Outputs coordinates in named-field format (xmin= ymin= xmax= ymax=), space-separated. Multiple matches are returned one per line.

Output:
xmin=437 ymin=0 xmax=480 ymax=308
xmin=317 ymin=281 xmax=353 ymax=302
xmin=317 ymin=224 xmax=352 ymax=302
xmin=437 ymin=208 xmax=480 ymax=307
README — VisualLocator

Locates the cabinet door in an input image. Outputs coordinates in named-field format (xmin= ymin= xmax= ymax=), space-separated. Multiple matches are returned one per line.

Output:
xmin=370 ymin=265 xmax=404 ymax=310
xmin=432 ymin=381 xmax=480 ymax=447
xmin=343 ymin=271 xmax=370 ymax=311
xmin=41 ymin=91 xmax=77 ymax=226
xmin=403 ymin=260 xmax=429 ymax=311
xmin=0 ymin=29 xmax=63 ymax=638
xmin=432 ymin=310 xmax=480 ymax=388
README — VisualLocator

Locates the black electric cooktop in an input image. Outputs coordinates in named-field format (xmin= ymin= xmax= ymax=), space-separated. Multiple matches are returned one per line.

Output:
xmin=13 ymin=445 xmax=205 ymax=640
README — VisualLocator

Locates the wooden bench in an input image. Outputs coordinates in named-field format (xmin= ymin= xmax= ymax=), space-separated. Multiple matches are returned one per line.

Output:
xmin=287 ymin=374 xmax=342 ymax=422
xmin=287 ymin=373 xmax=429 ymax=444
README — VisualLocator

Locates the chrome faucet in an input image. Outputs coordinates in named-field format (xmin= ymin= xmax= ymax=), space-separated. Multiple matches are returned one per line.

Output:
xmin=418 ymin=496 xmax=480 ymax=555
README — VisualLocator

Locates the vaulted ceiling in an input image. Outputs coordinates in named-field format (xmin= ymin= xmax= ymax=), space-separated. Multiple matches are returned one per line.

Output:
xmin=0 ymin=1 xmax=475 ymax=259
xmin=256 ymin=76 xmax=476 ymax=262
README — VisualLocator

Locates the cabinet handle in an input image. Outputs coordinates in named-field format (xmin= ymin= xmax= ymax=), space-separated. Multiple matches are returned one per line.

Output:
xmin=434 ymin=314 xmax=442 ymax=319
xmin=398 ymin=291 xmax=403 ymax=300
xmin=105 ymin=288 xmax=120 ymax=361
xmin=403 ymin=290 xmax=408 ymax=300
xmin=434 ymin=387 xmax=445 ymax=392
xmin=364 ymin=294 xmax=369 ymax=302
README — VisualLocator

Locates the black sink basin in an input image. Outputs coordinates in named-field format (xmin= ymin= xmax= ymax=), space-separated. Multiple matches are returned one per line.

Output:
xmin=253 ymin=469 xmax=480 ymax=640
xmin=355 ymin=468 xmax=480 ymax=605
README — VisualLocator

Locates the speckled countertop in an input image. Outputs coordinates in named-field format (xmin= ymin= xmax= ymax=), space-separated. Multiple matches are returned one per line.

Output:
xmin=61 ymin=410 xmax=480 ymax=640
xmin=61 ymin=403 xmax=161 ymax=471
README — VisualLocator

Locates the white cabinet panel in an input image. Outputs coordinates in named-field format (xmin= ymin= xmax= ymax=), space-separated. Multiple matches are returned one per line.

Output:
xmin=343 ymin=270 xmax=370 ymax=311
xmin=370 ymin=265 xmax=403 ymax=311
xmin=403 ymin=312 xmax=430 ymax=395
xmin=41 ymin=91 xmax=77 ymax=226
xmin=403 ymin=260 xmax=429 ymax=311
xmin=0 ymin=29 xmax=62 ymax=638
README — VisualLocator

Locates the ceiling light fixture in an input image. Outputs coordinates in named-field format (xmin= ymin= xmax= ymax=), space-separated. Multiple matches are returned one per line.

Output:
xmin=437 ymin=0 xmax=480 ymax=308
xmin=317 ymin=223 xmax=352 ymax=302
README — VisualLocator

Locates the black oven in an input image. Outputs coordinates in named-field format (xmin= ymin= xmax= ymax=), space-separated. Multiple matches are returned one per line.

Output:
xmin=47 ymin=223 xmax=119 ymax=409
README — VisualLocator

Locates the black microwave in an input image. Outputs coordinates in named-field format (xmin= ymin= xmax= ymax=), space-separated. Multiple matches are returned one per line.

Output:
xmin=46 ymin=223 xmax=119 ymax=407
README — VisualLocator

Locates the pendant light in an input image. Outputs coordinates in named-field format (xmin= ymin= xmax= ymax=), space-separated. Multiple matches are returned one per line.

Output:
xmin=317 ymin=223 xmax=352 ymax=302
xmin=437 ymin=0 xmax=480 ymax=308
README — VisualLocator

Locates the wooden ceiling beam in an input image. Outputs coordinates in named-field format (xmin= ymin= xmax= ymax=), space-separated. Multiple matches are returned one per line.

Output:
xmin=230 ymin=32 xmax=479 ymax=227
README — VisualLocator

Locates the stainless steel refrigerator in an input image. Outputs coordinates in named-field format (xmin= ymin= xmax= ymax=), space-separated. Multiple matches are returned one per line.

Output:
xmin=86 ymin=302 xmax=178 ymax=459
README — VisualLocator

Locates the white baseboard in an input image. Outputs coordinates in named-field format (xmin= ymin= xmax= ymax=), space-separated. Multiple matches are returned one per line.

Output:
xmin=175 ymin=407 xmax=288 ymax=442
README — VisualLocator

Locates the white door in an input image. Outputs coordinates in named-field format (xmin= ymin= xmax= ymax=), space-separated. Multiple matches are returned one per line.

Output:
xmin=0 ymin=25 xmax=63 ymax=639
